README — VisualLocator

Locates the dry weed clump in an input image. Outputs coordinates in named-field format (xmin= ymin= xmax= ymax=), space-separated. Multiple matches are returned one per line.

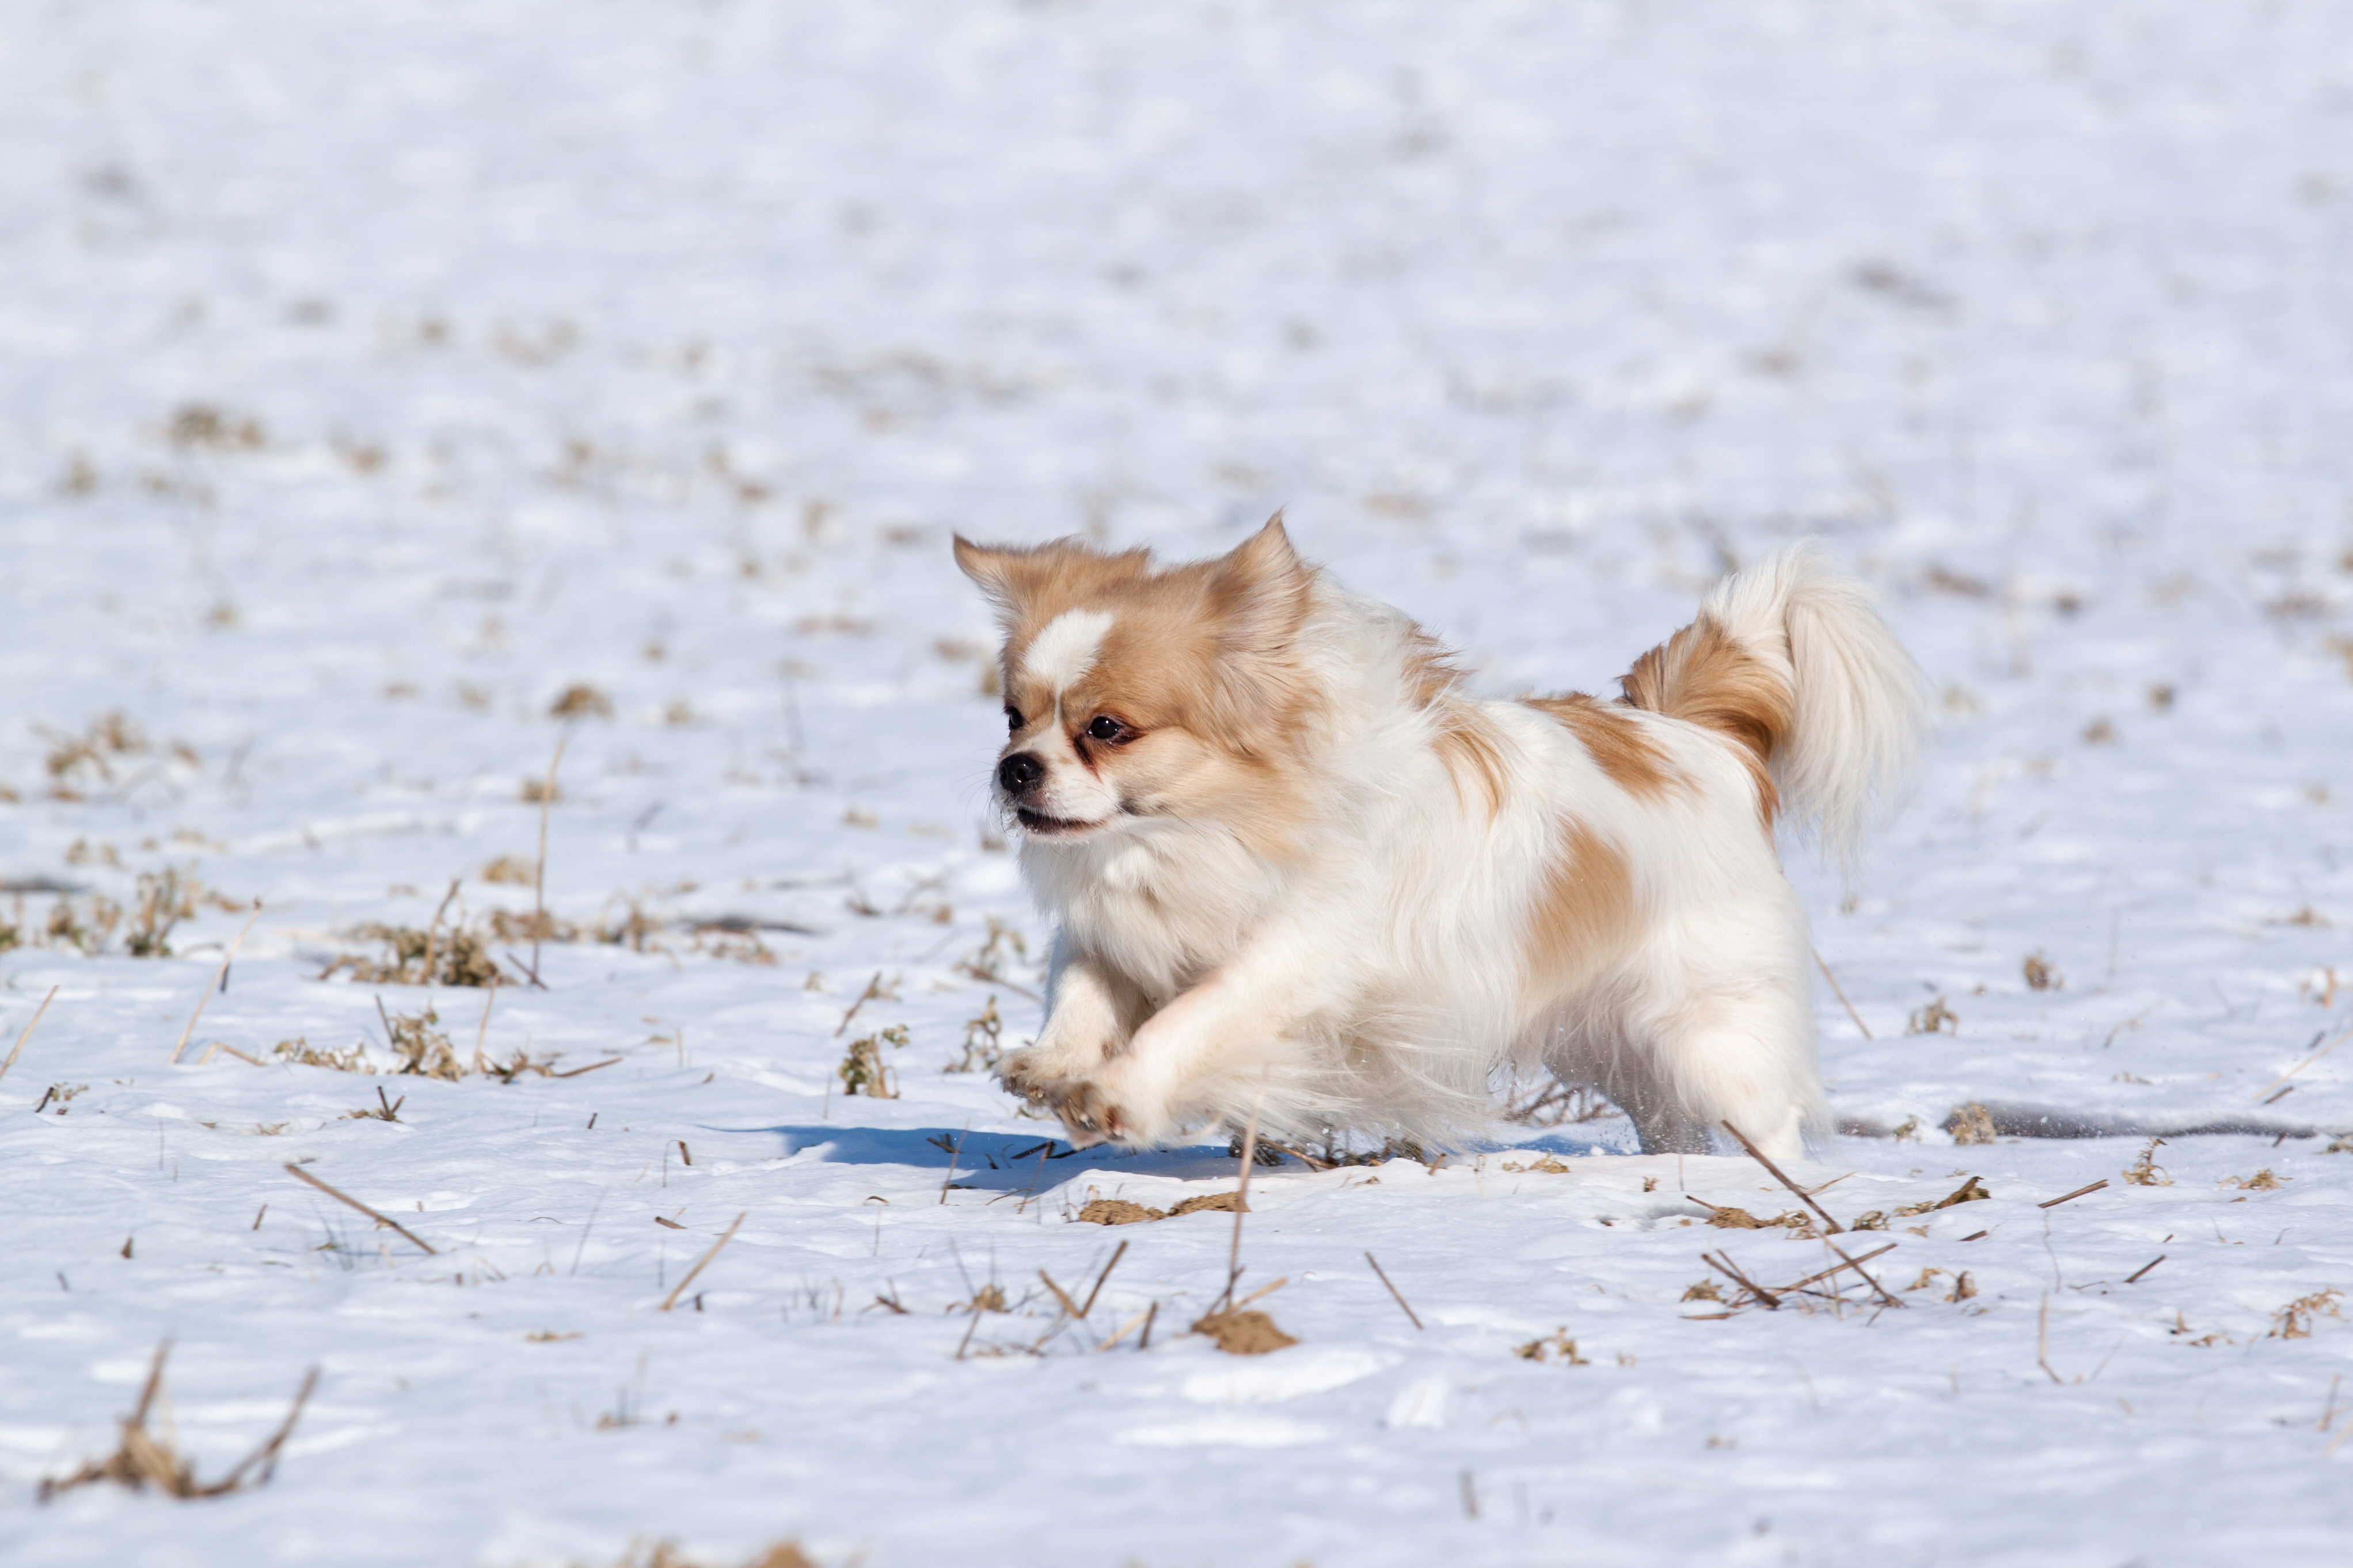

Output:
xmin=1514 ymin=1330 xmax=1590 ymax=1364
xmin=321 ymin=923 xmax=503 ymax=987
xmin=549 ymin=684 xmax=615 ymax=720
xmin=2023 ymin=952 xmax=2062 ymax=991
xmin=1944 ymin=1102 xmax=1998 ymax=1144
xmin=2271 ymin=1290 xmax=2343 ymax=1339
xmin=946 ymin=996 xmax=1003 ymax=1074
xmin=1894 ymin=1175 xmax=1989 ymax=1216
xmin=2122 ymin=1138 xmax=2173 ymax=1186
xmin=2221 ymin=1170 xmax=2286 ymax=1190
xmin=1078 ymin=1199 xmax=1165 ymax=1226
xmin=1907 ymin=995 xmax=1959 ymax=1036
xmin=1696 ymin=1202 xmax=1814 ymax=1234
xmin=1191 ymin=1310 xmax=1295 ymax=1356
xmin=838 ymin=1026 xmax=907 ymax=1098
xmin=37 ymin=1342 xmax=317 ymax=1504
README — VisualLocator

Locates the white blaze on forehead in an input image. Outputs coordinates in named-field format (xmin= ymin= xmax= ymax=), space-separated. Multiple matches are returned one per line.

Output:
xmin=1022 ymin=608 xmax=1115 ymax=692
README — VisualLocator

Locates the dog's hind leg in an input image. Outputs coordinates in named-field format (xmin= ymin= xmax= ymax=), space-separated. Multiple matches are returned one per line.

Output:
xmin=1618 ymin=949 xmax=1824 ymax=1164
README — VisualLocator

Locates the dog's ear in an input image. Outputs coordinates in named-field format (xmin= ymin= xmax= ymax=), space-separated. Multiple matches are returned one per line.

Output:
xmin=1210 ymin=512 xmax=1313 ymax=658
xmin=953 ymin=535 xmax=1029 ymax=618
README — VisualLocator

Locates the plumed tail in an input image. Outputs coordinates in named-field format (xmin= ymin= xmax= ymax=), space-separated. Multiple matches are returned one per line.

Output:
xmin=1622 ymin=542 xmax=1926 ymax=867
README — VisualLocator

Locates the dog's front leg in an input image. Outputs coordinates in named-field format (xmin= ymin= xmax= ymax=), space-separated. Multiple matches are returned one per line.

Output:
xmin=1054 ymin=938 xmax=1337 ymax=1148
xmin=995 ymin=938 xmax=1145 ymax=1113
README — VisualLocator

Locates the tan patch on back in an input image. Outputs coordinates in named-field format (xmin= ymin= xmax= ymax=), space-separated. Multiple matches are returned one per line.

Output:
xmin=1432 ymin=711 xmax=1507 ymax=816
xmin=1618 ymin=615 xmax=1793 ymax=827
xmin=1523 ymin=693 xmax=1672 ymax=799
xmin=1522 ymin=819 xmax=1637 ymax=1007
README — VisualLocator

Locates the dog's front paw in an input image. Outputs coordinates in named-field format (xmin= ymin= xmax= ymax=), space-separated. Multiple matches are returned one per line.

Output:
xmin=1051 ymin=1079 xmax=1128 ymax=1148
xmin=995 ymin=1046 xmax=1090 ymax=1113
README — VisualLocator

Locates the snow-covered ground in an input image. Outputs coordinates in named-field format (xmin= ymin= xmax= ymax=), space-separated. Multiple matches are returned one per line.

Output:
xmin=4 ymin=2 xmax=2352 ymax=1563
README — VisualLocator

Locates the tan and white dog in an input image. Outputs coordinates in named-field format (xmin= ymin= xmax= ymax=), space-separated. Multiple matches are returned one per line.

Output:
xmin=955 ymin=519 xmax=1924 ymax=1162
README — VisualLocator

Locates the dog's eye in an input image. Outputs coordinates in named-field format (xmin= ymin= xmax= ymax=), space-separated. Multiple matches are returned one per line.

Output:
xmin=1086 ymin=715 xmax=1130 ymax=743
xmin=1005 ymin=707 xmax=1024 ymax=732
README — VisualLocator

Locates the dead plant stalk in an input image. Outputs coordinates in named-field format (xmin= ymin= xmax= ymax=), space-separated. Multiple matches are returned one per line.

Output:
xmin=1220 ymin=1088 xmax=1268 ymax=1311
xmin=527 ymin=738 xmax=566 ymax=988
xmin=659 ymin=1211 xmax=746 ymax=1311
xmin=283 ymin=1163 xmax=436 ymax=1254
xmin=1 ymin=984 xmax=60 ymax=1083
xmin=169 ymin=903 xmax=262 ymax=1064
xmin=1721 ymin=1120 xmax=1843 ymax=1234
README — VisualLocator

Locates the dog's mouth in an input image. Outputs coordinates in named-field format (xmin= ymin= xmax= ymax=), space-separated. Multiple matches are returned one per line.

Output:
xmin=1015 ymin=808 xmax=1107 ymax=838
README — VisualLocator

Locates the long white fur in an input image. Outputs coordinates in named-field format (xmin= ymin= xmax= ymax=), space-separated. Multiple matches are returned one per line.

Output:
xmin=998 ymin=542 xmax=1925 ymax=1162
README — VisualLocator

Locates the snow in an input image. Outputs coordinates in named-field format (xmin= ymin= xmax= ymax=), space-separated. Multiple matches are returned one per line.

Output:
xmin=3 ymin=1 xmax=2352 ymax=1563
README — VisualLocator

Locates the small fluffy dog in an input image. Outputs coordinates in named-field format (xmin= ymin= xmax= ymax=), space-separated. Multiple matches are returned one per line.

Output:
xmin=955 ymin=519 xmax=1924 ymax=1162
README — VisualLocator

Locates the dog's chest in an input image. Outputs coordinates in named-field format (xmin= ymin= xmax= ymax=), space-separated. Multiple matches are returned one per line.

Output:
xmin=1036 ymin=835 xmax=1275 ymax=993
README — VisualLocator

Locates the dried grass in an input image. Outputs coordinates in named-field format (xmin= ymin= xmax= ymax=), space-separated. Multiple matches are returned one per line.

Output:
xmin=1907 ymin=995 xmax=1960 ymax=1036
xmin=1513 ymin=1330 xmax=1588 ymax=1364
xmin=945 ymin=996 xmax=1003 ymax=1074
xmin=838 ymin=1025 xmax=908 ymax=1098
xmin=2121 ymin=1138 xmax=2173 ymax=1186
xmin=37 ymin=1342 xmax=317 ymax=1504
xmin=1944 ymin=1102 xmax=1998 ymax=1144
xmin=322 ymin=924 xmax=503 ymax=987
xmin=1894 ymin=1175 xmax=1989 ymax=1216
xmin=2268 ymin=1289 xmax=2344 ymax=1339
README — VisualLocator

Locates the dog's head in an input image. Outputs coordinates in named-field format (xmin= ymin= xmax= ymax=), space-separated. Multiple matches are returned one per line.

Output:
xmin=953 ymin=516 xmax=1319 ymax=848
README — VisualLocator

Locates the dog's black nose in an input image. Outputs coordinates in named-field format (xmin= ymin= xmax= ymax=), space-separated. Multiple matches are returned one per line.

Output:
xmin=997 ymin=753 xmax=1044 ymax=796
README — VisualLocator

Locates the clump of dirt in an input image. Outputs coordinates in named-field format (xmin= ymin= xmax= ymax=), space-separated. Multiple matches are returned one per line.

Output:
xmin=1192 ymin=1310 xmax=1295 ymax=1356
xmin=1168 ymin=1190 xmax=1246 ymax=1217
xmin=1077 ymin=1200 xmax=1164 ymax=1226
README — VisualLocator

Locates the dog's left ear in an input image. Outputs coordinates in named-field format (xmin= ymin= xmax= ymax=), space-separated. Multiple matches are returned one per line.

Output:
xmin=1211 ymin=512 xmax=1314 ymax=657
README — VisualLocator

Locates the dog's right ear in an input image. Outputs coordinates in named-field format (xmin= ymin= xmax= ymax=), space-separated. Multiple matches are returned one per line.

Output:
xmin=953 ymin=536 xmax=1026 ymax=616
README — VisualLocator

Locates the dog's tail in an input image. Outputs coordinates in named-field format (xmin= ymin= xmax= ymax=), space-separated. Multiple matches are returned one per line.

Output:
xmin=1621 ymin=542 xmax=1926 ymax=867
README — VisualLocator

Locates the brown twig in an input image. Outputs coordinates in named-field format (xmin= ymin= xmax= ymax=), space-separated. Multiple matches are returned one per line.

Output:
xmin=170 ymin=903 xmax=262 ymax=1064
xmin=1813 ymin=949 xmax=1873 ymax=1039
xmin=2123 ymin=1255 xmax=2165 ymax=1285
xmin=2038 ymin=1178 xmax=2109 ymax=1209
xmin=1822 ymin=1239 xmax=1903 ymax=1308
xmin=1219 ymin=1089 xmax=1267 ymax=1311
xmin=1 ymin=984 xmax=59 ymax=1084
xmin=659 ymin=1211 xmax=746 ymax=1311
xmin=283 ymin=1163 xmax=436 ymax=1254
xmin=549 ymin=1056 xmax=622 ymax=1079
xmin=1365 ymin=1251 xmax=1424 ymax=1330
xmin=939 ymin=1126 xmax=967 ymax=1205
xmin=1776 ymin=1242 xmax=1899 ymax=1296
xmin=418 ymin=876 xmax=461 ymax=988
xmin=1098 ymin=1304 xmax=1155 ymax=1351
xmin=2251 ymin=1023 xmax=2353 ymax=1102
xmin=1037 ymin=1269 xmax=1084 ymax=1320
xmin=1079 ymin=1239 xmax=1127 ymax=1318
xmin=1704 ymin=1250 xmax=1781 ymax=1309
xmin=523 ymin=739 xmax=566 ymax=988
xmin=1259 ymin=1139 xmax=1332 ymax=1171
xmin=1720 ymin=1120 xmax=1843 ymax=1234
xmin=1014 ymin=1137 xmax=1054 ymax=1215
xmin=2037 ymin=1295 xmax=2063 ymax=1384
xmin=470 ymin=986 xmax=497 ymax=1069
